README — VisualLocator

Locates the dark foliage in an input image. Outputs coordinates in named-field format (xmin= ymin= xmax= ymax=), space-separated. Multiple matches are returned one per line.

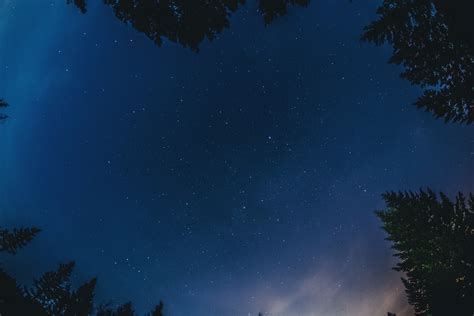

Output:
xmin=362 ymin=0 xmax=474 ymax=123
xmin=97 ymin=302 xmax=136 ymax=316
xmin=28 ymin=262 xmax=89 ymax=315
xmin=0 ymin=227 xmax=41 ymax=254
xmin=0 ymin=268 xmax=46 ymax=316
xmin=258 ymin=0 xmax=309 ymax=24
xmin=378 ymin=190 xmax=474 ymax=315
xmin=147 ymin=301 xmax=164 ymax=316
xmin=0 ymin=99 xmax=8 ymax=122
xmin=68 ymin=278 xmax=98 ymax=315
xmin=67 ymin=0 xmax=87 ymax=13
xmin=69 ymin=0 xmax=309 ymax=51
xmin=0 ymin=228 xmax=163 ymax=315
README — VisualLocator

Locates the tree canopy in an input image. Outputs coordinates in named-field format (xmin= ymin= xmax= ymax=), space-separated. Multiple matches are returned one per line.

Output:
xmin=0 ymin=226 xmax=164 ymax=316
xmin=377 ymin=190 xmax=474 ymax=315
xmin=68 ymin=0 xmax=309 ymax=51
xmin=363 ymin=0 xmax=474 ymax=123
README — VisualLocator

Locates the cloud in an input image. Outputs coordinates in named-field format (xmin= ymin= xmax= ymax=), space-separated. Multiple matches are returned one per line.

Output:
xmin=204 ymin=241 xmax=413 ymax=316
xmin=258 ymin=264 xmax=412 ymax=316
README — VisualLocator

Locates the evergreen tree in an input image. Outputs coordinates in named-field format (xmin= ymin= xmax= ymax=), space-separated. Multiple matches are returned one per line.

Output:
xmin=67 ymin=278 xmax=97 ymax=315
xmin=68 ymin=0 xmax=309 ymax=51
xmin=147 ymin=301 xmax=164 ymax=316
xmin=258 ymin=0 xmax=309 ymax=24
xmin=0 ymin=226 xmax=47 ymax=315
xmin=377 ymin=190 xmax=474 ymax=315
xmin=362 ymin=0 xmax=474 ymax=123
xmin=0 ymin=268 xmax=47 ymax=316
xmin=28 ymin=262 xmax=79 ymax=315
xmin=0 ymin=227 xmax=41 ymax=254
xmin=0 ymin=227 xmax=164 ymax=315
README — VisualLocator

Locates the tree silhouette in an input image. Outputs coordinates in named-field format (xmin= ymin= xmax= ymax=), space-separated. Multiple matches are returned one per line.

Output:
xmin=0 ymin=225 xmax=48 ymax=315
xmin=377 ymin=190 xmax=474 ymax=315
xmin=0 ymin=268 xmax=47 ymax=316
xmin=69 ymin=0 xmax=310 ymax=51
xmin=27 ymin=261 xmax=96 ymax=315
xmin=68 ymin=278 xmax=98 ymax=315
xmin=362 ymin=0 xmax=474 ymax=123
xmin=97 ymin=301 xmax=136 ymax=316
xmin=258 ymin=0 xmax=309 ymax=24
xmin=147 ymin=302 xmax=164 ymax=316
xmin=0 ymin=99 xmax=8 ymax=122
xmin=0 ymin=226 xmax=41 ymax=254
xmin=0 ymin=227 xmax=164 ymax=315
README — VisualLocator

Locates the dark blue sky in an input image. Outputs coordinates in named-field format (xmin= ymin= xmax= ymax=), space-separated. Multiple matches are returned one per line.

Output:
xmin=1 ymin=0 xmax=473 ymax=315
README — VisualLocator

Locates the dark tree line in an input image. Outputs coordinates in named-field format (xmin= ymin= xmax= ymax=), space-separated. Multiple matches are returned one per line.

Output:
xmin=6 ymin=0 xmax=472 ymax=124
xmin=68 ymin=0 xmax=473 ymax=122
xmin=362 ymin=0 xmax=474 ymax=123
xmin=68 ymin=0 xmax=309 ymax=51
xmin=0 ymin=227 xmax=164 ymax=316
xmin=378 ymin=190 xmax=474 ymax=315
xmin=366 ymin=2 xmax=474 ymax=315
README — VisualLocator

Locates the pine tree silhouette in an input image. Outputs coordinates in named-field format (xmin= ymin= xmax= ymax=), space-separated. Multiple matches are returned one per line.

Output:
xmin=378 ymin=190 xmax=474 ymax=315
xmin=114 ymin=302 xmax=135 ymax=316
xmin=258 ymin=0 xmax=309 ymax=24
xmin=67 ymin=278 xmax=97 ymax=315
xmin=0 ymin=226 xmax=41 ymax=254
xmin=147 ymin=301 xmax=164 ymax=316
xmin=68 ymin=0 xmax=309 ymax=51
xmin=32 ymin=263 xmax=116 ymax=316
xmin=0 ymin=226 xmax=47 ymax=315
xmin=0 ymin=268 xmax=47 ymax=316
xmin=363 ymin=0 xmax=474 ymax=123
xmin=0 ymin=227 xmax=164 ymax=315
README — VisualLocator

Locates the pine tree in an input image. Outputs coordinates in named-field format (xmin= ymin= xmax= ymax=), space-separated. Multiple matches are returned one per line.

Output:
xmin=362 ymin=0 xmax=474 ymax=123
xmin=28 ymin=262 xmax=76 ymax=315
xmin=377 ymin=190 xmax=474 ymax=315
xmin=65 ymin=277 xmax=97 ymax=315
xmin=0 ymin=226 xmax=46 ymax=315
xmin=97 ymin=301 xmax=137 ymax=316
xmin=0 ymin=226 xmax=164 ymax=315
xmin=67 ymin=0 xmax=309 ymax=51
xmin=148 ymin=301 xmax=164 ymax=316
xmin=0 ymin=227 xmax=41 ymax=254
xmin=0 ymin=268 xmax=47 ymax=316
xmin=98 ymin=301 xmax=165 ymax=316
xmin=258 ymin=0 xmax=309 ymax=24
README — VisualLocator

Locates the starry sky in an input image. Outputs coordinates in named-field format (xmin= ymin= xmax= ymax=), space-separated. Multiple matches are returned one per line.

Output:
xmin=1 ymin=0 xmax=473 ymax=315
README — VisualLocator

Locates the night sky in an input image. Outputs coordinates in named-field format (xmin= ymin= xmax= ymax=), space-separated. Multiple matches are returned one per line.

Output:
xmin=1 ymin=0 xmax=473 ymax=315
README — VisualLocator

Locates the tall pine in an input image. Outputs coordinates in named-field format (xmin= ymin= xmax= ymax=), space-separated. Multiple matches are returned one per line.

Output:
xmin=378 ymin=190 xmax=474 ymax=315
xmin=363 ymin=0 xmax=474 ymax=123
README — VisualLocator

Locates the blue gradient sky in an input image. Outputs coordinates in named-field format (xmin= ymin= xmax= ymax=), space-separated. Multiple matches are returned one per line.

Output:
xmin=1 ymin=0 xmax=473 ymax=315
